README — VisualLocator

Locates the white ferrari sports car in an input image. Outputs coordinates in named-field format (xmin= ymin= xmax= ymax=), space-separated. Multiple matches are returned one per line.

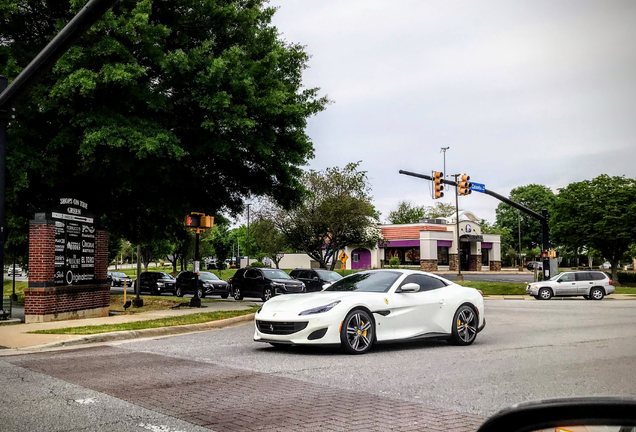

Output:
xmin=254 ymin=269 xmax=486 ymax=354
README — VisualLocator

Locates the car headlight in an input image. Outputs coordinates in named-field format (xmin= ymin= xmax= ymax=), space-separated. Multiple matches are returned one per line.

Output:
xmin=157 ymin=282 xmax=165 ymax=287
xmin=298 ymin=301 xmax=341 ymax=316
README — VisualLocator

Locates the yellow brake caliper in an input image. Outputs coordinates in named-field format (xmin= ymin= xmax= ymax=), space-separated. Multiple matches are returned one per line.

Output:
xmin=361 ymin=320 xmax=367 ymax=338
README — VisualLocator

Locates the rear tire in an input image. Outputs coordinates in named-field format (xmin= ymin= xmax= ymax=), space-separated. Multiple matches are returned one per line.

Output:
xmin=233 ymin=286 xmax=244 ymax=300
xmin=175 ymin=286 xmax=183 ymax=297
xmin=449 ymin=305 xmax=478 ymax=346
xmin=590 ymin=287 xmax=605 ymax=300
xmin=532 ymin=295 xmax=540 ymax=300
xmin=538 ymin=288 xmax=552 ymax=300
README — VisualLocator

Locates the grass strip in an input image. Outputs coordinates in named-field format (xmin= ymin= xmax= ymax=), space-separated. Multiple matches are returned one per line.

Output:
xmin=30 ymin=306 xmax=259 ymax=335
xmin=455 ymin=281 xmax=528 ymax=295
xmin=3 ymin=279 xmax=27 ymax=303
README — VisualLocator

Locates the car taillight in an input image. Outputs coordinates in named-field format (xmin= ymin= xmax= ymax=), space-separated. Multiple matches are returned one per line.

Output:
xmin=609 ymin=279 xmax=613 ymax=285
xmin=477 ymin=290 xmax=483 ymax=296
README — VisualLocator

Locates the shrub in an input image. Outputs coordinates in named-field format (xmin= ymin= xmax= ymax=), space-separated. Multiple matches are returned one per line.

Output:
xmin=388 ymin=257 xmax=400 ymax=268
xmin=618 ymin=271 xmax=636 ymax=284
xmin=250 ymin=261 xmax=264 ymax=268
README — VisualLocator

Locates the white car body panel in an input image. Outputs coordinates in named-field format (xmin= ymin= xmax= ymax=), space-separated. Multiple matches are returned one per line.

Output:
xmin=254 ymin=270 xmax=485 ymax=346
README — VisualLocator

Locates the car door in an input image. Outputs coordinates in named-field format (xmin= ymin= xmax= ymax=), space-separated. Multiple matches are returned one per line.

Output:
xmin=299 ymin=270 xmax=317 ymax=291
xmin=555 ymin=272 xmax=577 ymax=295
xmin=243 ymin=269 xmax=259 ymax=296
xmin=140 ymin=273 xmax=150 ymax=293
xmin=389 ymin=275 xmax=444 ymax=340
xmin=576 ymin=272 xmax=594 ymax=295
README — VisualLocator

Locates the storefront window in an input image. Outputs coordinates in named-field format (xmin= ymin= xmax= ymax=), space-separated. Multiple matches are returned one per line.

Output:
xmin=482 ymin=250 xmax=489 ymax=266
xmin=437 ymin=247 xmax=449 ymax=266
xmin=385 ymin=248 xmax=420 ymax=265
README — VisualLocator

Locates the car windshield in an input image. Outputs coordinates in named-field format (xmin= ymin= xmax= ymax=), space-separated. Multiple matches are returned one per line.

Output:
xmin=158 ymin=272 xmax=175 ymax=280
xmin=548 ymin=274 xmax=561 ymax=281
xmin=325 ymin=271 xmax=401 ymax=293
xmin=199 ymin=272 xmax=220 ymax=281
xmin=262 ymin=269 xmax=291 ymax=280
xmin=316 ymin=270 xmax=342 ymax=281
xmin=111 ymin=272 xmax=127 ymax=277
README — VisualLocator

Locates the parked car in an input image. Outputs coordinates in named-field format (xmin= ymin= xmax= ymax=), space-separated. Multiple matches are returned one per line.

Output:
xmin=254 ymin=269 xmax=485 ymax=354
xmin=229 ymin=268 xmax=306 ymax=301
xmin=526 ymin=270 xmax=614 ymax=300
xmin=107 ymin=271 xmax=133 ymax=287
xmin=526 ymin=261 xmax=543 ymax=271
xmin=134 ymin=271 xmax=176 ymax=295
xmin=174 ymin=271 xmax=229 ymax=299
xmin=7 ymin=265 xmax=22 ymax=277
xmin=289 ymin=268 xmax=343 ymax=292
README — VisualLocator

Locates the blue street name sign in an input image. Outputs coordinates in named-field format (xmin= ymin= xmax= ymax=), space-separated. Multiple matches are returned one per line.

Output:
xmin=470 ymin=182 xmax=486 ymax=193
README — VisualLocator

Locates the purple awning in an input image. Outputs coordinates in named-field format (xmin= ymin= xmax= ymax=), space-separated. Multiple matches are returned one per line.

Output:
xmin=437 ymin=240 xmax=452 ymax=247
xmin=481 ymin=242 xmax=492 ymax=249
xmin=382 ymin=240 xmax=420 ymax=247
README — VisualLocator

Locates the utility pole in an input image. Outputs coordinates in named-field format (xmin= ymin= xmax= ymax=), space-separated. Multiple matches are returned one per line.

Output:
xmin=440 ymin=147 xmax=449 ymax=180
xmin=518 ymin=211 xmax=522 ymax=270
xmin=132 ymin=244 xmax=143 ymax=307
xmin=0 ymin=76 xmax=7 ymax=285
xmin=246 ymin=203 xmax=251 ymax=267
xmin=453 ymin=174 xmax=463 ymax=282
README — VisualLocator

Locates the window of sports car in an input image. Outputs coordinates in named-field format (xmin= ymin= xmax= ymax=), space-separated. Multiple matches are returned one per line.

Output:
xmin=262 ymin=269 xmax=291 ymax=279
xmin=199 ymin=272 xmax=220 ymax=281
xmin=324 ymin=271 xmax=401 ymax=293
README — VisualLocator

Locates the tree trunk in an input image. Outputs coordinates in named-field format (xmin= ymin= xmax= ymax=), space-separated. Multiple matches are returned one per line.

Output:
xmin=611 ymin=261 xmax=619 ymax=284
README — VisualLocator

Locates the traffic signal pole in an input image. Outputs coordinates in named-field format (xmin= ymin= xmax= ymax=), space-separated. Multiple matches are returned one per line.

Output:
xmin=191 ymin=231 xmax=201 ymax=308
xmin=399 ymin=169 xmax=552 ymax=278
xmin=453 ymin=174 xmax=463 ymax=281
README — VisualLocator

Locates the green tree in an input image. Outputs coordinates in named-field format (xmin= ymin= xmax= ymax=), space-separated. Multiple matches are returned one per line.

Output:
xmin=551 ymin=175 xmax=636 ymax=282
xmin=387 ymin=201 xmax=427 ymax=224
xmin=495 ymin=184 xmax=557 ymax=252
xmin=139 ymin=238 xmax=172 ymax=271
xmin=273 ymin=162 xmax=383 ymax=270
xmin=251 ymin=218 xmax=289 ymax=268
xmin=209 ymin=222 xmax=232 ymax=275
xmin=1 ymin=0 xmax=328 ymax=246
xmin=427 ymin=202 xmax=455 ymax=219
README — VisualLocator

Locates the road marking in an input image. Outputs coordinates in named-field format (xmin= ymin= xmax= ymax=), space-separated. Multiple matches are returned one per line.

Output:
xmin=139 ymin=424 xmax=186 ymax=432
xmin=74 ymin=398 xmax=96 ymax=405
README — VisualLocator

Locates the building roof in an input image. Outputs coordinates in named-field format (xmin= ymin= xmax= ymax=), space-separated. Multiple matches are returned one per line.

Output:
xmin=440 ymin=210 xmax=480 ymax=224
xmin=381 ymin=225 xmax=447 ymax=240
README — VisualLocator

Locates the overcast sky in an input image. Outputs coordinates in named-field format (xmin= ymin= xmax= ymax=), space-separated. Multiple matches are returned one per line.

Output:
xmin=269 ymin=0 xmax=636 ymax=223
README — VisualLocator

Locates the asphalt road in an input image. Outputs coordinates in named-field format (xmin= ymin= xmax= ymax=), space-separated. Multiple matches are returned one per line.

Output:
xmin=2 ymin=299 xmax=636 ymax=431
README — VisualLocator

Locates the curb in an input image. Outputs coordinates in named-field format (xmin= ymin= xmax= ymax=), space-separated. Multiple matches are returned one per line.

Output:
xmin=12 ymin=313 xmax=256 ymax=352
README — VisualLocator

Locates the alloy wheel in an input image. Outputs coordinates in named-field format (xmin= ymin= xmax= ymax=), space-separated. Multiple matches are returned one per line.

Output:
xmin=539 ymin=288 xmax=552 ymax=300
xmin=591 ymin=288 xmax=604 ymax=300
xmin=234 ymin=287 xmax=242 ymax=300
xmin=175 ymin=287 xmax=183 ymax=297
xmin=455 ymin=308 xmax=477 ymax=344
xmin=344 ymin=311 xmax=373 ymax=353
xmin=197 ymin=288 xmax=203 ymax=299
xmin=263 ymin=287 xmax=272 ymax=302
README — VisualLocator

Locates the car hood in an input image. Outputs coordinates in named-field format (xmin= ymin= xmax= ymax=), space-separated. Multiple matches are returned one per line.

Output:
xmin=205 ymin=280 xmax=227 ymax=285
xmin=157 ymin=278 xmax=175 ymax=283
xmin=261 ymin=291 xmax=366 ymax=312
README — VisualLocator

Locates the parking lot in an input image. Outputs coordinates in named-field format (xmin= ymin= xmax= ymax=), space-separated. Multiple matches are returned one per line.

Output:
xmin=2 ymin=299 xmax=636 ymax=431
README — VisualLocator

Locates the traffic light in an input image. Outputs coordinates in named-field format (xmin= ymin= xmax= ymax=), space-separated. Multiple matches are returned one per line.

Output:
xmin=458 ymin=174 xmax=471 ymax=195
xmin=185 ymin=213 xmax=201 ymax=228
xmin=433 ymin=171 xmax=444 ymax=199
xmin=200 ymin=216 xmax=214 ymax=229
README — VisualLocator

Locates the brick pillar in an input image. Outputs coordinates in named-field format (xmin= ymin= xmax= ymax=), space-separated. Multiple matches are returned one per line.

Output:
xmin=449 ymin=254 xmax=458 ymax=271
xmin=469 ymin=254 xmax=481 ymax=271
xmin=489 ymin=261 xmax=502 ymax=271
xmin=420 ymin=259 xmax=438 ymax=272
xmin=24 ymin=215 xmax=110 ymax=323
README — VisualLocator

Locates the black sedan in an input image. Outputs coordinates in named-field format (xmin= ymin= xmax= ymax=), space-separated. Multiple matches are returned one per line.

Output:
xmin=174 ymin=271 xmax=230 ymax=299
xmin=108 ymin=271 xmax=133 ymax=288
xmin=134 ymin=271 xmax=176 ymax=295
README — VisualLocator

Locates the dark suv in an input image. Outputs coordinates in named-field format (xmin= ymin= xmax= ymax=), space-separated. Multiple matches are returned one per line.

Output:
xmin=174 ymin=271 xmax=230 ymax=299
xmin=229 ymin=268 xmax=306 ymax=301
xmin=289 ymin=268 xmax=343 ymax=292
xmin=134 ymin=271 xmax=176 ymax=295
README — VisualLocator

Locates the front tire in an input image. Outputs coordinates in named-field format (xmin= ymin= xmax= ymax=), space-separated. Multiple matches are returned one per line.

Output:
xmin=533 ymin=295 xmax=541 ymax=300
xmin=175 ymin=286 xmax=183 ymax=297
xmin=233 ymin=286 xmax=243 ymax=300
xmin=539 ymin=288 xmax=553 ymax=300
xmin=262 ymin=287 xmax=273 ymax=302
xmin=340 ymin=309 xmax=374 ymax=354
xmin=590 ymin=287 xmax=605 ymax=300
xmin=450 ymin=305 xmax=478 ymax=346
xmin=196 ymin=287 xmax=204 ymax=299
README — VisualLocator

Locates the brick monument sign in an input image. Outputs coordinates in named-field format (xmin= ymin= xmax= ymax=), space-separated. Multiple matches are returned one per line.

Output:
xmin=25 ymin=198 xmax=109 ymax=323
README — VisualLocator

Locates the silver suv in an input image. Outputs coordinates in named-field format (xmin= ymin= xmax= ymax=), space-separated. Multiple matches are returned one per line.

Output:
xmin=526 ymin=271 xmax=614 ymax=300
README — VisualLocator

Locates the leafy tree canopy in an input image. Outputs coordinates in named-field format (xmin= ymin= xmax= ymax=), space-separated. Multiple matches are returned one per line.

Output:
xmin=495 ymin=184 xmax=556 ymax=252
xmin=387 ymin=201 xmax=455 ymax=224
xmin=1 ymin=0 xmax=328 ymax=246
xmin=272 ymin=162 xmax=382 ymax=270
xmin=551 ymin=174 xmax=636 ymax=281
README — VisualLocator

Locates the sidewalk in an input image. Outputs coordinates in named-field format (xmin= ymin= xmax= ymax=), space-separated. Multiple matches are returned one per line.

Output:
xmin=0 ymin=300 xmax=258 ymax=350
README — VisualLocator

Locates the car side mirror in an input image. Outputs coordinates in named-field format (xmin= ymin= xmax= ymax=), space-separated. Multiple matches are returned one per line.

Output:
xmin=399 ymin=283 xmax=420 ymax=293
xmin=476 ymin=397 xmax=636 ymax=432
xmin=313 ymin=276 xmax=319 ymax=281
xmin=556 ymin=279 xmax=562 ymax=283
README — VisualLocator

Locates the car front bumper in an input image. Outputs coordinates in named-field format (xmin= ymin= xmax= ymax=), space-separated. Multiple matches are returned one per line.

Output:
xmin=254 ymin=312 xmax=341 ymax=345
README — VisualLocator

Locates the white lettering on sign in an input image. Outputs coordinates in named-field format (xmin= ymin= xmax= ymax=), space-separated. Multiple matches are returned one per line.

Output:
xmin=60 ymin=198 xmax=73 ymax=205
xmin=67 ymin=207 xmax=81 ymax=215
xmin=67 ymin=242 xmax=81 ymax=251
xmin=81 ymin=240 xmax=94 ymax=248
